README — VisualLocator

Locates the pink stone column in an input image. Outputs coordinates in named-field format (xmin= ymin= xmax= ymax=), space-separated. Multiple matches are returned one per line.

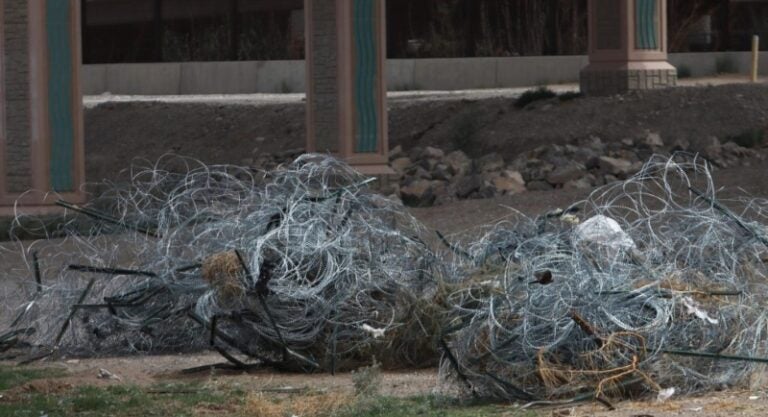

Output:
xmin=580 ymin=0 xmax=677 ymax=96
xmin=305 ymin=0 xmax=392 ymax=175
xmin=0 ymin=0 xmax=85 ymax=216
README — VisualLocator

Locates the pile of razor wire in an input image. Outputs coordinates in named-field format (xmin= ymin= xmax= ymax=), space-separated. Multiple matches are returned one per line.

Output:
xmin=3 ymin=153 xmax=768 ymax=405
xmin=1 ymin=154 xmax=450 ymax=371
xmin=439 ymin=154 xmax=768 ymax=403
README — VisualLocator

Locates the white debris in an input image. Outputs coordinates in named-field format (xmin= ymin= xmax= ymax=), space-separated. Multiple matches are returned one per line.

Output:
xmin=574 ymin=215 xmax=636 ymax=249
xmin=682 ymin=296 xmax=719 ymax=325
xmin=97 ymin=368 xmax=122 ymax=381
xmin=656 ymin=387 xmax=676 ymax=402
xmin=360 ymin=324 xmax=386 ymax=339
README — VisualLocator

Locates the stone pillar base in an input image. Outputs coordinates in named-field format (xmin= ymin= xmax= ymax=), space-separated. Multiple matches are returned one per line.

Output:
xmin=580 ymin=62 xmax=677 ymax=96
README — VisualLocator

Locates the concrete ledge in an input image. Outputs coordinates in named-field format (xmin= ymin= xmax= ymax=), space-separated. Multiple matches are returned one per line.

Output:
xmin=82 ymin=52 xmax=768 ymax=96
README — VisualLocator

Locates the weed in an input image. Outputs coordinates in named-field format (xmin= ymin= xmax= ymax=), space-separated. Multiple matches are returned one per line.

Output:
xmin=515 ymin=87 xmax=557 ymax=108
xmin=450 ymin=110 xmax=483 ymax=152
xmin=244 ymin=392 xmax=353 ymax=417
xmin=677 ymin=64 xmax=692 ymax=79
xmin=715 ymin=56 xmax=738 ymax=74
xmin=727 ymin=128 xmax=765 ymax=148
xmin=558 ymin=91 xmax=583 ymax=102
xmin=352 ymin=358 xmax=383 ymax=397
xmin=280 ymin=80 xmax=294 ymax=94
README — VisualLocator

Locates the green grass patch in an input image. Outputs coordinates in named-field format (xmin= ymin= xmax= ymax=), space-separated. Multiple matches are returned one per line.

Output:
xmin=0 ymin=380 xmax=238 ymax=417
xmin=0 ymin=366 xmax=67 ymax=391
xmin=0 ymin=372 xmax=538 ymax=417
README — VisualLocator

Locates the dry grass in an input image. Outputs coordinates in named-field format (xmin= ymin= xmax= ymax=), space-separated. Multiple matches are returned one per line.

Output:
xmin=202 ymin=251 xmax=246 ymax=299
xmin=243 ymin=392 xmax=354 ymax=417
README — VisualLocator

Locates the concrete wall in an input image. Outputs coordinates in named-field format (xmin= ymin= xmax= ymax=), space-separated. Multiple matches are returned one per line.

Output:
xmin=82 ymin=52 xmax=768 ymax=95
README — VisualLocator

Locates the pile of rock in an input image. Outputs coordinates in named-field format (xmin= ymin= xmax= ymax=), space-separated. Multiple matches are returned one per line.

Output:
xmin=240 ymin=131 xmax=763 ymax=207
xmin=386 ymin=131 xmax=763 ymax=207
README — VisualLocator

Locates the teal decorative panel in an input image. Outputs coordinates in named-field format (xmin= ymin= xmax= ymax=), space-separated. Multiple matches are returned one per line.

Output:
xmin=635 ymin=0 xmax=659 ymax=50
xmin=353 ymin=0 xmax=378 ymax=153
xmin=46 ymin=1 xmax=76 ymax=192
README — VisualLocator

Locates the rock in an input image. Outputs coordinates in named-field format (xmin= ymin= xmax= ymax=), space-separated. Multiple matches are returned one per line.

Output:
xmin=390 ymin=157 xmax=412 ymax=174
xmin=546 ymin=164 xmax=586 ymax=185
xmin=400 ymin=180 xmax=435 ymax=207
xmin=432 ymin=163 xmax=453 ymax=181
xmin=599 ymin=156 xmax=633 ymax=176
xmin=418 ymin=157 xmax=440 ymax=172
xmin=585 ymin=156 xmax=601 ymax=170
xmin=455 ymin=175 xmax=484 ymax=198
xmin=241 ymin=158 xmax=255 ymax=166
xmin=604 ymin=174 xmax=620 ymax=184
xmin=702 ymin=136 xmax=722 ymax=158
xmin=388 ymin=145 xmax=404 ymax=159
xmin=563 ymin=176 xmax=593 ymax=190
xmin=643 ymin=131 xmax=665 ymax=148
xmin=492 ymin=175 xmax=526 ymax=194
xmin=527 ymin=180 xmax=554 ymax=191
xmin=430 ymin=181 xmax=454 ymax=205
xmin=422 ymin=146 xmax=445 ymax=160
xmin=621 ymin=138 xmax=635 ymax=147
xmin=477 ymin=153 xmax=505 ymax=173
xmin=408 ymin=146 xmax=425 ymax=161
xmin=671 ymin=138 xmax=690 ymax=151
xmin=408 ymin=166 xmax=432 ymax=180
xmin=444 ymin=150 xmax=472 ymax=176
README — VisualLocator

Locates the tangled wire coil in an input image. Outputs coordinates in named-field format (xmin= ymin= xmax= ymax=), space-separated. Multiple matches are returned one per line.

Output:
xmin=1 ymin=154 xmax=449 ymax=371
xmin=441 ymin=154 xmax=768 ymax=401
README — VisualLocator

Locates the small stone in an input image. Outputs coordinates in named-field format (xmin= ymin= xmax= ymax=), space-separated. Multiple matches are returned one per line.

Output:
xmin=563 ymin=176 xmax=593 ymax=190
xmin=546 ymin=164 xmax=586 ymax=185
xmin=599 ymin=156 xmax=633 ymax=176
xmin=432 ymin=164 xmax=453 ymax=181
xmin=240 ymin=158 xmax=255 ymax=166
xmin=604 ymin=174 xmax=620 ymax=184
xmin=400 ymin=180 xmax=435 ymax=207
xmin=388 ymin=145 xmax=404 ymax=160
xmin=409 ymin=166 xmax=432 ymax=180
xmin=621 ymin=138 xmax=635 ymax=147
xmin=527 ymin=180 xmax=553 ymax=191
xmin=492 ymin=175 xmax=526 ymax=194
xmin=444 ymin=150 xmax=472 ymax=176
xmin=671 ymin=138 xmax=690 ymax=151
xmin=422 ymin=146 xmax=445 ymax=160
xmin=643 ymin=131 xmax=665 ymax=148
xmin=390 ymin=157 xmax=412 ymax=174
xmin=477 ymin=153 xmax=505 ymax=173
xmin=455 ymin=175 xmax=484 ymax=198
xmin=408 ymin=146 xmax=425 ymax=161
xmin=255 ymin=136 xmax=266 ymax=143
xmin=419 ymin=157 xmax=440 ymax=172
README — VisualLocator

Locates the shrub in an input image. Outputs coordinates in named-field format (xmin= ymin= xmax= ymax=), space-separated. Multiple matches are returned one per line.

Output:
xmin=515 ymin=87 xmax=557 ymax=108
xmin=677 ymin=65 xmax=692 ymax=79
xmin=727 ymin=128 xmax=765 ymax=148
xmin=715 ymin=56 xmax=738 ymax=74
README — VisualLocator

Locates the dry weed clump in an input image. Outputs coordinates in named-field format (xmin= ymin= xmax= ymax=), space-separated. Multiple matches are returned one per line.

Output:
xmin=244 ymin=392 xmax=353 ymax=417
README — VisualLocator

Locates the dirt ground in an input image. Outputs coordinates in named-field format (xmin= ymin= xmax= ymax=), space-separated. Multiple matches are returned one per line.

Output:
xmin=84 ymin=81 xmax=768 ymax=183
xmin=4 ymin=79 xmax=768 ymax=415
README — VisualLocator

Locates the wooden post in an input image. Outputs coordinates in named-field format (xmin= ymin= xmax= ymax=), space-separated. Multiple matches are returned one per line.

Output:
xmin=752 ymin=35 xmax=760 ymax=83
